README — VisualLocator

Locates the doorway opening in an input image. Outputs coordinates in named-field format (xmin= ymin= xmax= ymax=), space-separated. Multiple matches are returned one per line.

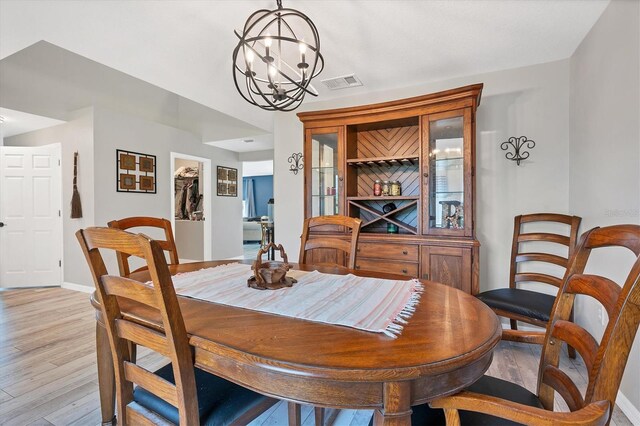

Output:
xmin=241 ymin=159 xmax=274 ymax=260
xmin=170 ymin=152 xmax=212 ymax=262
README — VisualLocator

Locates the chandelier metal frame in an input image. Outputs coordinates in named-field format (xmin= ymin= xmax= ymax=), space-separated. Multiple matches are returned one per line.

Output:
xmin=232 ymin=0 xmax=324 ymax=111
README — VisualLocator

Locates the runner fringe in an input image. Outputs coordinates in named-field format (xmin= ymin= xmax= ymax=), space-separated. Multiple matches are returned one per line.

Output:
xmin=384 ymin=280 xmax=425 ymax=339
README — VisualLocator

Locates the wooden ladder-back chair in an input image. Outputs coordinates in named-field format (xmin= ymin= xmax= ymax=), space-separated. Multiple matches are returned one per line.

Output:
xmin=298 ymin=215 xmax=362 ymax=269
xmin=415 ymin=224 xmax=640 ymax=426
xmin=77 ymin=227 xmax=275 ymax=425
xmin=108 ymin=216 xmax=179 ymax=276
xmin=476 ymin=213 xmax=581 ymax=356
xmin=298 ymin=215 xmax=362 ymax=426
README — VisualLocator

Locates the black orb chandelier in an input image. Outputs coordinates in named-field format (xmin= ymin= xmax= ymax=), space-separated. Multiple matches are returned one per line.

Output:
xmin=232 ymin=0 xmax=324 ymax=111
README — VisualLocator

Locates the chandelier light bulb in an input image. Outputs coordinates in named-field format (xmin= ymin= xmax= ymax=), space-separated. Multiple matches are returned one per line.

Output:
xmin=264 ymin=35 xmax=273 ymax=48
xmin=299 ymin=41 xmax=306 ymax=54
xmin=269 ymin=64 xmax=277 ymax=78
xmin=245 ymin=49 xmax=254 ymax=65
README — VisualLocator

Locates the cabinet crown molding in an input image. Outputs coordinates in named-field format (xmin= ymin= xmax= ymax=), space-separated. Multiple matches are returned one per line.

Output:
xmin=297 ymin=83 xmax=483 ymax=124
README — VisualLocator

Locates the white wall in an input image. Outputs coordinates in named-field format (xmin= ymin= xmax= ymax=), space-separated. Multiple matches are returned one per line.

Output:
xmin=239 ymin=149 xmax=274 ymax=162
xmin=93 ymin=105 xmax=244 ymax=276
xmin=274 ymin=59 xmax=571 ymax=297
xmin=5 ymin=105 xmax=244 ymax=287
xmin=569 ymin=0 xmax=640 ymax=415
xmin=4 ymin=108 xmax=95 ymax=285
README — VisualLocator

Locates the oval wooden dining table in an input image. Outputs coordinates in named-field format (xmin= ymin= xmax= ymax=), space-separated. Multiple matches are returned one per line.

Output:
xmin=91 ymin=260 xmax=501 ymax=426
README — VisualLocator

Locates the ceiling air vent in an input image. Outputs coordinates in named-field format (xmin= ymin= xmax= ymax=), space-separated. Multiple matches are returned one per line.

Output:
xmin=321 ymin=74 xmax=363 ymax=90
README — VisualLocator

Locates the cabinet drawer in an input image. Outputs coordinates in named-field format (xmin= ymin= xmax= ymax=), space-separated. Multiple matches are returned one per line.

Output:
xmin=356 ymin=242 xmax=419 ymax=262
xmin=355 ymin=258 xmax=419 ymax=277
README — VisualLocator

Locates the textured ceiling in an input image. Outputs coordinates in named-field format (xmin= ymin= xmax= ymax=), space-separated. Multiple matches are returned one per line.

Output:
xmin=0 ymin=0 xmax=608 ymax=142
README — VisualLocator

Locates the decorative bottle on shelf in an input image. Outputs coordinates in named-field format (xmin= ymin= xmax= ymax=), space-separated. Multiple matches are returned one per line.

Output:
xmin=384 ymin=202 xmax=399 ymax=233
xmin=390 ymin=181 xmax=401 ymax=196
xmin=381 ymin=181 xmax=390 ymax=196
xmin=373 ymin=180 xmax=382 ymax=196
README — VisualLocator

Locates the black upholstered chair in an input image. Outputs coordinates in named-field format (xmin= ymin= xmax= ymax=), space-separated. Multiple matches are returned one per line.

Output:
xmin=77 ymin=227 xmax=276 ymax=425
xmin=476 ymin=213 xmax=581 ymax=357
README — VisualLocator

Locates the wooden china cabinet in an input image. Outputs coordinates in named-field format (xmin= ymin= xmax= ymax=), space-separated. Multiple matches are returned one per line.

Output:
xmin=298 ymin=84 xmax=482 ymax=294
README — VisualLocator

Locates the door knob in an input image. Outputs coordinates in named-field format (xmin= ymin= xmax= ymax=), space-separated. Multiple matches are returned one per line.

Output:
xmin=0 ymin=222 xmax=5 ymax=228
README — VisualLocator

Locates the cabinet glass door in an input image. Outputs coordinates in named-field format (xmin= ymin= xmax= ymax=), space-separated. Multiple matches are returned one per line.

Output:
xmin=310 ymin=131 xmax=340 ymax=217
xmin=425 ymin=112 xmax=468 ymax=235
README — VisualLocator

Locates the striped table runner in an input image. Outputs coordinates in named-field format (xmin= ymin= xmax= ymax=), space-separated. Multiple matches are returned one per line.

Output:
xmin=165 ymin=262 xmax=423 ymax=338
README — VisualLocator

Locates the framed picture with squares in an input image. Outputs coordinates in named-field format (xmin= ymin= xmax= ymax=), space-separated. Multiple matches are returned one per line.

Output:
xmin=217 ymin=166 xmax=237 ymax=197
xmin=116 ymin=149 xmax=156 ymax=193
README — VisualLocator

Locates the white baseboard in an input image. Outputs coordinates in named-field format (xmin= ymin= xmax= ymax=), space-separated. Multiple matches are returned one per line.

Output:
xmin=617 ymin=391 xmax=640 ymax=425
xmin=62 ymin=281 xmax=93 ymax=294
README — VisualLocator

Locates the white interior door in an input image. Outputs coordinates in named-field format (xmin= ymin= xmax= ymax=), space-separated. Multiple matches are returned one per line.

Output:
xmin=0 ymin=144 xmax=62 ymax=288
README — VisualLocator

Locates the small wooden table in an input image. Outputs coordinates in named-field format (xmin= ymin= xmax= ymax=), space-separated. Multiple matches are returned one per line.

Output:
xmin=92 ymin=260 xmax=500 ymax=425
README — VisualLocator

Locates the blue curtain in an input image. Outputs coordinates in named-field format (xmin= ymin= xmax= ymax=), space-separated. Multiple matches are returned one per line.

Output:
xmin=246 ymin=178 xmax=256 ymax=218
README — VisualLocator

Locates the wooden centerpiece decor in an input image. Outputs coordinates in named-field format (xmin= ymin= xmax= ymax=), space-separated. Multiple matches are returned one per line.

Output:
xmin=248 ymin=242 xmax=298 ymax=290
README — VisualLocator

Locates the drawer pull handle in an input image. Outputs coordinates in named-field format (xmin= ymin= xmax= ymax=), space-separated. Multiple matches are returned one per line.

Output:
xmin=355 ymin=265 xmax=360 ymax=270
xmin=402 ymin=269 xmax=408 ymax=274
xmin=402 ymin=250 xmax=408 ymax=255
xmin=423 ymin=273 xmax=429 ymax=279
xmin=356 ymin=248 xmax=360 ymax=252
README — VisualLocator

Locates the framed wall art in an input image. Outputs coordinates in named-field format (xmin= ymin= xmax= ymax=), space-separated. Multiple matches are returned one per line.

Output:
xmin=217 ymin=166 xmax=238 ymax=197
xmin=116 ymin=149 xmax=157 ymax=193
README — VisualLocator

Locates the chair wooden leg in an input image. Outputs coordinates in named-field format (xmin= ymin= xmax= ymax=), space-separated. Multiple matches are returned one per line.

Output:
xmin=444 ymin=408 xmax=461 ymax=426
xmin=314 ymin=406 xmax=325 ymax=426
xmin=96 ymin=322 xmax=116 ymax=425
xmin=288 ymin=402 xmax=301 ymax=426
xmin=510 ymin=319 xmax=518 ymax=330
xmin=568 ymin=310 xmax=577 ymax=358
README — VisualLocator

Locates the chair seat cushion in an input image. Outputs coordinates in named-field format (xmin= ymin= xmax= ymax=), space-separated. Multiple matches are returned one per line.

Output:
xmin=369 ymin=375 xmax=544 ymax=426
xmin=476 ymin=288 xmax=556 ymax=323
xmin=133 ymin=363 xmax=270 ymax=425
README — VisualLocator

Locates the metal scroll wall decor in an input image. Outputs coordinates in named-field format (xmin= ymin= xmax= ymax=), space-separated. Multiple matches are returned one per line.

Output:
xmin=232 ymin=0 xmax=324 ymax=111
xmin=288 ymin=152 xmax=304 ymax=174
xmin=500 ymin=136 xmax=535 ymax=166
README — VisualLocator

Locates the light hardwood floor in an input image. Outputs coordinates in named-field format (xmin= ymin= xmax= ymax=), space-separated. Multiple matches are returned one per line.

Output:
xmin=0 ymin=288 xmax=632 ymax=426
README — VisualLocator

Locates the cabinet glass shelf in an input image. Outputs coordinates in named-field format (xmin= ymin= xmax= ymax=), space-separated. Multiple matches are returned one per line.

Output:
xmin=310 ymin=131 xmax=340 ymax=217
xmin=434 ymin=157 xmax=463 ymax=162
xmin=429 ymin=116 xmax=465 ymax=230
